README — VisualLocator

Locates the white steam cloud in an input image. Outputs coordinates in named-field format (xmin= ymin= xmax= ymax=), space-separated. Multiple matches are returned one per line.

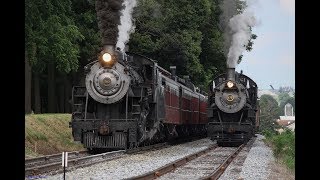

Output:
xmin=116 ymin=0 xmax=137 ymax=52
xmin=227 ymin=8 xmax=257 ymax=68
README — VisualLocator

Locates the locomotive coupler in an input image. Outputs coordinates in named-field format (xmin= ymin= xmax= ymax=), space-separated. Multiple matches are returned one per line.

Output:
xmin=99 ymin=121 xmax=110 ymax=135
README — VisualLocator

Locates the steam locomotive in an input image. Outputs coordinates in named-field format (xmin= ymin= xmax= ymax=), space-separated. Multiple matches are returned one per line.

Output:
xmin=69 ymin=45 xmax=208 ymax=151
xmin=207 ymin=68 xmax=259 ymax=146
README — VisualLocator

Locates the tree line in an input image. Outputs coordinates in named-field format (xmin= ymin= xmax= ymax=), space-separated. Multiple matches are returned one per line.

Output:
xmin=25 ymin=0 xmax=246 ymax=114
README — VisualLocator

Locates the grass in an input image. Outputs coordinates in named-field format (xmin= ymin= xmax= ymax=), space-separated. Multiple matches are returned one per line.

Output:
xmin=263 ymin=129 xmax=295 ymax=172
xmin=25 ymin=114 xmax=85 ymax=158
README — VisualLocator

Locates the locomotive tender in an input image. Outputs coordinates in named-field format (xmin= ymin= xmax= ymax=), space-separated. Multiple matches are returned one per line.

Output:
xmin=70 ymin=45 xmax=208 ymax=150
xmin=207 ymin=68 xmax=259 ymax=146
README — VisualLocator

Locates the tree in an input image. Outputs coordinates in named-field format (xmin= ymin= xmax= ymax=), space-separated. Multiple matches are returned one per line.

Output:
xmin=278 ymin=92 xmax=290 ymax=104
xmin=25 ymin=52 xmax=32 ymax=114
xmin=71 ymin=0 xmax=100 ymax=64
xmin=237 ymin=34 xmax=257 ymax=64
xmin=198 ymin=0 xmax=227 ymax=89
xmin=259 ymin=94 xmax=281 ymax=133
xmin=25 ymin=0 xmax=84 ymax=113
xmin=129 ymin=0 xmax=227 ymax=90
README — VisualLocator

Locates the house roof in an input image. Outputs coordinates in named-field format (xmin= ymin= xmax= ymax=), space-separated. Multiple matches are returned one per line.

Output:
xmin=276 ymin=119 xmax=295 ymax=126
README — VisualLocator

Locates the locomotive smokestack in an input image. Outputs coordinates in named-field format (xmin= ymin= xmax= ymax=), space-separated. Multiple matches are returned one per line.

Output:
xmin=226 ymin=68 xmax=235 ymax=81
xmin=103 ymin=44 xmax=116 ymax=53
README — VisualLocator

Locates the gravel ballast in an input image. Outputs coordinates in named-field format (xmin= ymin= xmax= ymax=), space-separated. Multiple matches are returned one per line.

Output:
xmin=30 ymin=134 xmax=276 ymax=180
xmin=239 ymin=134 xmax=275 ymax=180
xmin=36 ymin=138 xmax=215 ymax=180
xmin=216 ymin=134 xmax=275 ymax=180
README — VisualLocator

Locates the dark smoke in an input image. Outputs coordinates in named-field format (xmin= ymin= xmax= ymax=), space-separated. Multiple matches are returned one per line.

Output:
xmin=219 ymin=0 xmax=238 ymax=58
xmin=95 ymin=0 xmax=124 ymax=45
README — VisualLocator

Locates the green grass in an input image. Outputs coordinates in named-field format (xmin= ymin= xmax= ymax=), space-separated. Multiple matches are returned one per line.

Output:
xmin=25 ymin=114 xmax=85 ymax=157
xmin=263 ymin=129 xmax=295 ymax=171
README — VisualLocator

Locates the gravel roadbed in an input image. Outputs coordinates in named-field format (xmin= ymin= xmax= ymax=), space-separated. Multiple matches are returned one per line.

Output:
xmin=33 ymin=138 xmax=215 ymax=180
xmin=27 ymin=135 xmax=276 ymax=180
xmin=219 ymin=134 xmax=274 ymax=180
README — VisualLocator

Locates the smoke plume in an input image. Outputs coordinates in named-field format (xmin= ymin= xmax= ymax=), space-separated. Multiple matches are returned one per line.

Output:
xmin=95 ymin=0 xmax=124 ymax=45
xmin=227 ymin=10 xmax=256 ymax=68
xmin=116 ymin=0 xmax=137 ymax=52
xmin=220 ymin=0 xmax=257 ymax=68
xmin=219 ymin=0 xmax=238 ymax=58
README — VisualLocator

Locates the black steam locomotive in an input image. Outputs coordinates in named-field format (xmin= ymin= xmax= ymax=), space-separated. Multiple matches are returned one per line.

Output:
xmin=69 ymin=45 xmax=208 ymax=151
xmin=207 ymin=68 xmax=259 ymax=146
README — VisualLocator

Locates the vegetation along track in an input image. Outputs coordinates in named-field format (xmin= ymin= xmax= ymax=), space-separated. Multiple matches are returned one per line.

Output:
xmin=128 ymin=138 xmax=255 ymax=180
xmin=25 ymin=143 xmax=168 ymax=177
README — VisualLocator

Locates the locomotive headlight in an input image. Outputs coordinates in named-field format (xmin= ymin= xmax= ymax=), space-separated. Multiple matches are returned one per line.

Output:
xmin=98 ymin=51 xmax=117 ymax=68
xmin=227 ymin=81 xmax=234 ymax=88
xmin=102 ymin=53 xmax=112 ymax=62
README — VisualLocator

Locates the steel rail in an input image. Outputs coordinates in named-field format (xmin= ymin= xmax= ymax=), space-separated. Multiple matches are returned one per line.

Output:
xmin=25 ymin=150 xmax=88 ymax=166
xmin=201 ymin=144 xmax=245 ymax=180
xmin=25 ymin=142 xmax=169 ymax=177
xmin=126 ymin=144 xmax=218 ymax=180
xmin=25 ymin=150 xmax=125 ymax=176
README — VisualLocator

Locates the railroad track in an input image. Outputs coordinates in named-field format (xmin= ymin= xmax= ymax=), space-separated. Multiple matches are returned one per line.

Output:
xmin=25 ymin=149 xmax=125 ymax=177
xmin=128 ymin=139 xmax=253 ymax=180
xmin=25 ymin=150 xmax=88 ymax=169
xmin=25 ymin=142 xmax=168 ymax=177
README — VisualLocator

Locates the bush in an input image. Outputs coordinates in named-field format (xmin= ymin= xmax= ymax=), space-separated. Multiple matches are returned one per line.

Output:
xmin=262 ymin=129 xmax=277 ymax=139
xmin=265 ymin=129 xmax=295 ymax=171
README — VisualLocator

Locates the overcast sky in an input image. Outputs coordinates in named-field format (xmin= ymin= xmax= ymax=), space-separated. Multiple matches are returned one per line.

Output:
xmin=236 ymin=0 xmax=295 ymax=90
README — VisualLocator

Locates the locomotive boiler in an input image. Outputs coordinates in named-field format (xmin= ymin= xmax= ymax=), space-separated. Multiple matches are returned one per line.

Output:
xmin=69 ymin=45 xmax=208 ymax=151
xmin=207 ymin=68 xmax=259 ymax=146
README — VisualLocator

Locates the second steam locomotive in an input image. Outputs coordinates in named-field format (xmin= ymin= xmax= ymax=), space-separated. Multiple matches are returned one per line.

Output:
xmin=207 ymin=68 xmax=260 ymax=146
xmin=70 ymin=45 xmax=207 ymax=151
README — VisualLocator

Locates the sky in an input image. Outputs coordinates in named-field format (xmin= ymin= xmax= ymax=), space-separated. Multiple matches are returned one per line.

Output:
xmin=236 ymin=0 xmax=295 ymax=90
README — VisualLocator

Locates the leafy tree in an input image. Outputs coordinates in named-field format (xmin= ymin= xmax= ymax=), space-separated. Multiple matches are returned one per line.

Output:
xmin=279 ymin=86 xmax=294 ymax=93
xmin=71 ymin=0 xmax=101 ymax=65
xmin=237 ymin=34 xmax=257 ymax=64
xmin=25 ymin=0 xmax=84 ymax=73
xmin=25 ymin=0 xmax=84 ymax=113
xmin=129 ymin=0 xmax=228 ymax=90
xmin=278 ymin=92 xmax=290 ymax=104
xmin=259 ymin=94 xmax=281 ymax=133
xmin=198 ymin=0 xmax=227 ymax=89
